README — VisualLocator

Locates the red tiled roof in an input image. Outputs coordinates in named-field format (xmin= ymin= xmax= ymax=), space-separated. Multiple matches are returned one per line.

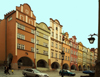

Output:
xmin=4 ymin=10 xmax=16 ymax=18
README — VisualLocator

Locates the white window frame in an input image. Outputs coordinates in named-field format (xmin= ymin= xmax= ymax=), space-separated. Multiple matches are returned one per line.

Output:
xmin=31 ymin=38 xmax=34 ymax=43
xmin=31 ymin=29 xmax=34 ymax=34
xmin=31 ymin=47 xmax=34 ymax=52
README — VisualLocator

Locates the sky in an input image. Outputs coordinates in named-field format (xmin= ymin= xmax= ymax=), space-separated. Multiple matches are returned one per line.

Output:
xmin=0 ymin=0 xmax=98 ymax=49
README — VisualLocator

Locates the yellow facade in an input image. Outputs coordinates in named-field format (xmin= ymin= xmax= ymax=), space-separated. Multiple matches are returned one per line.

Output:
xmin=36 ymin=22 xmax=50 ymax=71
xmin=78 ymin=42 xmax=83 ymax=71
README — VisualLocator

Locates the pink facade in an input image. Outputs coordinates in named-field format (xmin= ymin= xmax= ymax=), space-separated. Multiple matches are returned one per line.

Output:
xmin=69 ymin=36 xmax=78 ymax=70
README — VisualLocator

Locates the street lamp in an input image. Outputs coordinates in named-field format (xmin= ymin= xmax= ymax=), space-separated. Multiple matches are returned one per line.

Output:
xmin=61 ymin=35 xmax=65 ymax=77
xmin=88 ymin=33 xmax=98 ymax=44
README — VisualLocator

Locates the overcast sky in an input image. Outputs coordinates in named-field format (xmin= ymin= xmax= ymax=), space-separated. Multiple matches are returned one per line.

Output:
xmin=0 ymin=0 xmax=98 ymax=49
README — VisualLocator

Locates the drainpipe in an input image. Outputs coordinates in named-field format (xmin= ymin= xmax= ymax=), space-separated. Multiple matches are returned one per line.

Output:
xmin=4 ymin=16 xmax=7 ymax=65
xmin=35 ymin=27 xmax=37 ymax=69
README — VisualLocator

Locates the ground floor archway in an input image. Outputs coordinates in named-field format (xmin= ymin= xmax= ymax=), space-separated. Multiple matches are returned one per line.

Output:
xmin=78 ymin=65 xmax=82 ymax=71
xmin=37 ymin=59 xmax=48 ymax=68
xmin=17 ymin=56 xmax=34 ymax=67
xmin=51 ymin=62 xmax=60 ymax=69
xmin=71 ymin=65 xmax=76 ymax=70
xmin=63 ymin=63 xmax=69 ymax=70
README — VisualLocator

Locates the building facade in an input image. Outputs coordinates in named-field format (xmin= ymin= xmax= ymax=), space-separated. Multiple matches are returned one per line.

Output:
xmin=0 ymin=3 xmax=36 ymax=69
xmin=62 ymin=32 xmax=70 ymax=70
xmin=49 ymin=18 xmax=63 ymax=70
xmin=77 ymin=42 xmax=83 ymax=71
xmin=82 ymin=46 xmax=87 ymax=70
xmin=36 ymin=22 xmax=50 ymax=71
xmin=86 ymin=48 xmax=90 ymax=70
xmin=69 ymin=36 xmax=78 ymax=71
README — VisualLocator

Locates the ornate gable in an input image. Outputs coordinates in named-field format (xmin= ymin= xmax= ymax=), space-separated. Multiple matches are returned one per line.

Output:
xmin=36 ymin=22 xmax=50 ymax=32
xmin=16 ymin=3 xmax=36 ymax=19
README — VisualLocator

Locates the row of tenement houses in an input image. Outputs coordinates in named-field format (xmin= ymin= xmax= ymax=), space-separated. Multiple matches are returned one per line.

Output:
xmin=0 ymin=3 xmax=98 ymax=71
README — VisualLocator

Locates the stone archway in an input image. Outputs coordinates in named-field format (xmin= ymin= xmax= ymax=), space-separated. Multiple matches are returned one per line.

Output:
xmin=83 ymin=65 xmax=86 ymax=70
xmin=17 ymin=56 xmax=34 ymax=67
xmin=37 ymin=59 xmax=48 ymax=68
xmin=88 ymin=66 xmax=90 ymax=70
xmin=63 ymin=63 xmax=69 ymax=70
xmin=78 ymin=65 xmax=82 ymax=71
xmin=51 ymin=62 xmax=60 ymax=69
xmin=7 ymin=53 xmax=13 ymax=69
xmin=71 ymin=65 xmax=76 ymax=70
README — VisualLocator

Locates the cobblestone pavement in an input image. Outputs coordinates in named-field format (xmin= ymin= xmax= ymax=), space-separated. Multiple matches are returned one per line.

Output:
xmin=0 ymin=69 xmax=89 ymax=77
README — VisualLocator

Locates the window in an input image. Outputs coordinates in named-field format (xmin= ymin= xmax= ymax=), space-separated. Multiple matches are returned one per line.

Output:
xmin=17 ymin=44 xmax=21 ymax=49
xmin=51 ymin=52 xmax=53 ymax=57
xmin=31 ymin=29 xmax=34 ymax=34
xmin=8 ymin=17 xmax=12 ymax=21
xmin=51 ymin=42 xmax=54 ymax=46
xmin=36 ymin=49 xmax=39 ymax=53
xmin=55 ymin=53 xmax=57 ymax=58
xmin=74 ymin=51 xmax=75 ymax=55
xmin=43 ymin=43 xmax=48 ymax=47
xmin=17 ymin=33 xmax=25 ymax=40
xmin=52 ymin=32 xmax=54 ymax=37
xmin=17 ymin=23 xmax=25 ymax=30
xmin=43 ymin=50 xmax=45 ymax=54
xmin=17 ymin=43 xmax=25 ymax=50
xmin=36 ymin=40 xmax=39 ymax=44
xmin=56 ymin=44 xmax=58 ymax=48
xmin=66 ymin=48 xmax=67 ymax=52
xmin=56 ymin=34 xmax=58 ymax=38
xmin=56 ymin=27 xmax=58 ymax=30
xmin=36 ymin=31 xmax=39 ymax=36
xmin=68 ymin=57 xmax=69 ymax=61
xmin=68 ymin=49 xmax=70 ymax=53
xmin=59 ymin=45 xmax=60 ymax=49
xmin=63 ymin=47 xmax=65 ymax=51
xmin=60 ymin=36 xmax=61 ymax=40
xmin=31 ymin=38 xmax=34 ymax=43
xmin=21 ymin=45 xmax=25 ymax=50
xmin=59 ymin=54 xmax=61 ymax=59
xmin=65 ymin=56 xmax=67 ymax=60
xmin=31 ymin=47 xmax=34 ymax=52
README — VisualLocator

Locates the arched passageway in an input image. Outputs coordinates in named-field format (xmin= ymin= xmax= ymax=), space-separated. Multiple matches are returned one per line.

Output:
xmin=71 ymin=65 xmax=76 ymax=70
xmin=17 ymin=56 xmax=34 ymax=67
xmin=83 ymin=65 xmax=86 ymax=69
xmin=63 ymin=63 xmax=69 ymax=69
xmin=51 ymin=62 xmax=60 ymax=69
xmin=37 ymin=59 xmax=48 ymax=68
xmin=78 ymin=65 xmax=82 ymax=71
xmin=7 ymin=53 xmax=13 ymax=69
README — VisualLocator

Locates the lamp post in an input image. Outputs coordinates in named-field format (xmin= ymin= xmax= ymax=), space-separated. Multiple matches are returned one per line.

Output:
xmin=61 ymin=34 xmax=65 ymax=77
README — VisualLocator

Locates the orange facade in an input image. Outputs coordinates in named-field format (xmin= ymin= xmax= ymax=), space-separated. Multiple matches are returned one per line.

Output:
xmin=0 ymin=3 xmax=36 ymax=69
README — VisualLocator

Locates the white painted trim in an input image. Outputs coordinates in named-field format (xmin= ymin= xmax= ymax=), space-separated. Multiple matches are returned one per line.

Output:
xmin=58 ymin=25 xmax=59 ymax=40
xmin=31 ymin=11 xmax=33 ymax=17
xmin=15 ymin=23 xmax=17 ymax=56
xmin=26 ymin=16 xmax=27 ymax=22
xmin=20 ymin=15 xmax=24 ymax=21
xmin=21 ymin=6 xmax=23 ymax=12
xmin=54 ymin=23 xmax=56 ymax=39
xmin=34 ymin=20 xmax=36 ymax=26
xmin=16 ymin=11 xmax=18 ymax=18
xmin=50 ymin=20 xmax=52 ymax=27
xmin=48 ymin=36 xmax=51 ymax=59
xmin=29 ymin=19 xmax=33 ymax=25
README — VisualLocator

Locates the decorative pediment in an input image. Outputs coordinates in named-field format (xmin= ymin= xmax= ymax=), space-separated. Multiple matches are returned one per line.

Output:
xmin=78 ymin=42 xmax=83 ymax=46
xmin=16 ymin=3 xmax=36 ymax=19
xmin=55 ymin=19 xmax=60 ymax=25
xmin=36 ymin=22 xmax=50 ymax=32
